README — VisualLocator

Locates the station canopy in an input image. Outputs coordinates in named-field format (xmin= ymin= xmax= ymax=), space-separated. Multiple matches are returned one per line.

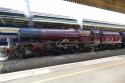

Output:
xmin=64 ymin=0 xmax=125 ymax=14
xmin=0 ymin=7 xmax=125 ymax=31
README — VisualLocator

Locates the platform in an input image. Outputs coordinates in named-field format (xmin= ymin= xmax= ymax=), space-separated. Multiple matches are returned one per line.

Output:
xmin=1 ymin=55 xmax=125 ymax=83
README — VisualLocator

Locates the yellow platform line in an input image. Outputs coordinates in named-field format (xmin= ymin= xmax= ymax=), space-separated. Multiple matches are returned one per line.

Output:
xmin=32 ymin=61 xmax=125 ymax=83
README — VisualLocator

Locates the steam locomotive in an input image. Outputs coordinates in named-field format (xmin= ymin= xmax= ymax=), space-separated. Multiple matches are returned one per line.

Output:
xmin=0 ymin=27 xmax=124 ymax=59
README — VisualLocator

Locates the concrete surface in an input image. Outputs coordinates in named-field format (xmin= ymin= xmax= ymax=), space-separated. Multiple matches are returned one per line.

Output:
xmin=1 ymin=55 xmax=125 ymax=83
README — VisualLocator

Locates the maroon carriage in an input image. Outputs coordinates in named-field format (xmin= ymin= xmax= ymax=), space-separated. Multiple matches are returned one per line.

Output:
xmin=101 ymin=31 xmax=122 ymax=48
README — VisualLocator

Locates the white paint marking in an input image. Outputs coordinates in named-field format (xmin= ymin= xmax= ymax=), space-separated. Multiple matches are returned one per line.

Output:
xmin=0 ymin=68 xmax=51 ymax=82
xmin=81 ymin=56 xmax=123 ymax=65
xmin=33 ymin=69 xmax=51 ymax=76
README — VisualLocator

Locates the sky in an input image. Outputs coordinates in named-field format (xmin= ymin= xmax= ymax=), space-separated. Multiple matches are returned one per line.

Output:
xmin=0 ymin=0 xmax=125 ymax=25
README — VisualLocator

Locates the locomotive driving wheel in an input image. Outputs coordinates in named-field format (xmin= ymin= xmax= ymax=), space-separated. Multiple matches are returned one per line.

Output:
xmin=8 ymin=47 xmax=24 ymax=60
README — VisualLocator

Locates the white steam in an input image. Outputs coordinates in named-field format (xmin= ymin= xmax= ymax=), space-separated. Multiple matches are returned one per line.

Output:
xmin=24 ymin=0 xmax=33 ymax=26
xmin=76 ymin=17 xmax=83 ymax=29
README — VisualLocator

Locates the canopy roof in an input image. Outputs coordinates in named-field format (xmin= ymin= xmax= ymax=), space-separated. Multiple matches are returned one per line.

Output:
xmin=65 ymin=0 xmax=125 ymax=14
xmin=0 ymin=7 xmax=125 ymax=30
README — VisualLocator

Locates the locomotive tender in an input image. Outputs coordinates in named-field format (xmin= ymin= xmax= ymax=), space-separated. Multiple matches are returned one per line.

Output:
xmin=0 ymin=27 xmax=124 ymax=59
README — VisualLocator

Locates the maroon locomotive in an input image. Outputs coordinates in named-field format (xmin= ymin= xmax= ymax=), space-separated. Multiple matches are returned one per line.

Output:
xmin=0 ymin=28 xmax=123 ymax=59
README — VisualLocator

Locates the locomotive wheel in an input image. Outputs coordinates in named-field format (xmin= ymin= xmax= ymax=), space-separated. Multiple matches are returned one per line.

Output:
xmin=52 ymin=48 xmax=63 ymax=55
xmin=101 ymin=45 xmax=107 ymax=50
xmin=118 ymin=44 xmax=122 ymax=48
xmin=62 ymin=46 xmax=77 ymax=54
xmin=90 ymin=47 xmax=95 ymax=52
xmin=33 ymin=50 xmax=42 ymax=57
xmin=8 ymin=50 xmax=23 ymax=60
xmin=41 ymin=49 xmax=55 ymax=56
xmin=77 ymin=44 xmax=84 ymax=53
xmin=22 ymin=44 xmax=33 ymax=58
xmin=98 ymin=45 xmax=103 ymax=51
xmin=69 ymin=47 xmax=78 ymax=54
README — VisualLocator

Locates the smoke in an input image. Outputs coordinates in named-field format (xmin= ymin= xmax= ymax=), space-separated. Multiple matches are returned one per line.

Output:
xmin=76 ymin=17 xmax=83 ymax=29
xmin=74 ymin=17 xmax=83 ymax=29
xmin=24 ymin=0 xmax=33 ymax=27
